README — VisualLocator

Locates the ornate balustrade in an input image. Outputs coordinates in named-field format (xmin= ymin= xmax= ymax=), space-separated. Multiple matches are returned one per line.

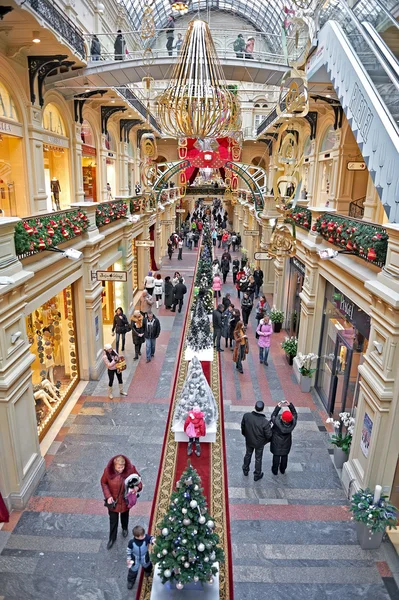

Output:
xmin=287 ymin=206 xmax=312 ymax=230
xmin=96 ymin=200 xmax=128 ymax=227
xmin=186 ymin=186 xmax=225 ymax=196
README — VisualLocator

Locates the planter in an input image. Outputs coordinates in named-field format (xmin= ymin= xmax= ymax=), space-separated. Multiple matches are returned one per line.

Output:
xmin=333 ymin=446 xmax=348 ymax=469
xmin=355 ymin=521 xmax=384 ymax=550
xmin=285 ymin=353 xmax=294 ymax=366
xmin=300 ymin=374 xmax=312 ymax=393
xmin=273 ymin=322 xmax=282 ymax=333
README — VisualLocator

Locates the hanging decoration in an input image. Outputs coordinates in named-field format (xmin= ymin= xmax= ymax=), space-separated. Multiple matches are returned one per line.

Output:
xmin=170 ymin=0 xmax=190 ymax=14
xmin=141 ymin=0 xmax=156 ymax=40
xmin=156 ymin=20 xmax=241 ymax=138
xmin=140 ymin=132 xmax=158 ymax=212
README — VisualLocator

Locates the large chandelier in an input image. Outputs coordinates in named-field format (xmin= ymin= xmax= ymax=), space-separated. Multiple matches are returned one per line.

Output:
xmin=157 ymin=19 xmax=241 ymax=138
xmin=170 ymin=1 xmax=190 ymax=14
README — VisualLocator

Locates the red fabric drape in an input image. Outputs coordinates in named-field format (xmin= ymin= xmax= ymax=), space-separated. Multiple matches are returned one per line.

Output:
xmin=0 ymin=492 xmax=9 ymax=523
xmin=149 ymin=224 xmax=158 ymax=272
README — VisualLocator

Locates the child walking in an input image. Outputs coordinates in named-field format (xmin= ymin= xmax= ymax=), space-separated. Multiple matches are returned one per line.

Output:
xmin=126 ymin=525 xmax=155 ymax=589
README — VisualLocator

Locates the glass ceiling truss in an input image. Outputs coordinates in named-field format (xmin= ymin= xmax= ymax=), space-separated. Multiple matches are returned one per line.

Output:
xmin=122 ymin=0 xmax=296 ymax=39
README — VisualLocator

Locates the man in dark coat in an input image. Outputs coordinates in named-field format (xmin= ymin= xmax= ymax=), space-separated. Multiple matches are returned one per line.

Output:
xmin=253 ymin=268 xmax=264 ymax=299
xmin=270 ymin=401 xmax=298 ymax=475
xmin=212 ymin=304 xmax=224 ymax=352
xmin=241 ymin=401 xmax=272 ymax=481
xmin=164 ymin=276 xmax=174 ymax=309
xmin=172 ymin=278 xmax=187 ymax=313
xmin=114 ymin=30 xmax=126 ymax=60
xmin=220 ymin=257 xmax=230 ymax=284
xmin=166 ymin=15 xmax=175 ymax=56
xmin=143 ymin=313 xmax=161 ymax=362
xmin=91 ymin=35 xmax=101 ymax=60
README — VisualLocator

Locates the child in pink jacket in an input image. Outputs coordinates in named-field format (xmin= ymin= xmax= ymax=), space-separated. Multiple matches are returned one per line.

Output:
xmin=212 ymin=274 xmax=222 ymax=299
xmin=256 ymin=315 xmax=272 ymax=365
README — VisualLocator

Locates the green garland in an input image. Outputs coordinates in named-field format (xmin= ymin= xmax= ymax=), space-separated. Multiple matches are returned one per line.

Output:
xmin=15 ymin=210 xmax=89 ymax=257
xmin=130 ymin=197 xmax=141 ymax=213
xmin=286 ymin=206 xmax=311 ymax=230
xmin=313 ymin=214 xmax=388 ymax=264
xmin=96 ymin=200 xmax=128 ymax=227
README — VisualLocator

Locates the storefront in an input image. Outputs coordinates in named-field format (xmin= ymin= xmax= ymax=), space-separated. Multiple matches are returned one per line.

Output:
xmin=42 ymin=103 xmax=71 ymax=211
xmin=285 ymin=257 xmax=305 ymax=336
xmin=0 ymin=80 xmax=28 ymax=216
xmin=81 ymin=120 xmax=97 ymax=202
xmin=25 ymin=284 xmax=79 ymax=440
xmin=101 ymin=262 xmax=127 ymax=326
xmin=316 ymin=281 xmax=370 ymax=418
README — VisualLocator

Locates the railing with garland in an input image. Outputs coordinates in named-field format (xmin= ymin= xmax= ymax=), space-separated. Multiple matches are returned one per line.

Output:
xmin=15 ymin=209 xmax=89 ymax=260
xmin=186 ymin=186 xmax=225 ymax=196
xmin=313 ymin=213 xmax=388 ymax=267
xmin=286 ymin=206 xmax=312 ymax=230
xmin=95 ymin=200 xmax=128 ymax=227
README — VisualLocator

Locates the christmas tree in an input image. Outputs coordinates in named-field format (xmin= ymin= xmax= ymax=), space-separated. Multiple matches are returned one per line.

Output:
xmin=195 ymin=257 xmax=212 ymax=287
xmin=172 ymin=356 xmax=218 ymax=427
xmin=191 ymin=287 xmax=213 ymax=314
xmin=186 ymin=294 xmax=212 ymax=352
xmin=151 ymin=464 xmax=224 ymax=589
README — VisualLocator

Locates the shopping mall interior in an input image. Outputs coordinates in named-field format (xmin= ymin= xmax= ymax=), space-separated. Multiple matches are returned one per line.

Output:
xmin=0 ymin=0 xmax=399 ymax=598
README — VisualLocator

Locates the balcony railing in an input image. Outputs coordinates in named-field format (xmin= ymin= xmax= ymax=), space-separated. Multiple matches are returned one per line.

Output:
xmin=186 ymin=186 xmax=225 ymax=196
xmin=313 ymin=213 xmax=388 ymax=267
xmin=117 ymin=87 xmax=161 ymax=134
xmin=287 ymin=206 xmax=312 ymax=230
xmin=257 ymin=94 xmax=287 ymax=136
xmin=96 ymin=200 xmax=128 ymax=227
xmin=15 ymin=209 xmax=89 ymax=260
xmin=24 ymin=0 xmax=86 ymax=59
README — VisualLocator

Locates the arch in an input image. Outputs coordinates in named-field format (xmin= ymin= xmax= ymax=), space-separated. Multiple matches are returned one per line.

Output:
xmin=303 ymin=135 xmax=312 ymax=157
xmin=42 ymin=91 xmax=73 ymax=139
xmin=319 ymin=123 xmax=338 ymax=153
xmin=82 ymin=106 xmax=102 ymax=151
xmin=251 ymin=156 xmax=267 ymax=170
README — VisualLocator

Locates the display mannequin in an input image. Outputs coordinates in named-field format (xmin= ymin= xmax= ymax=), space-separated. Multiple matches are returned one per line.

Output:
xmin=42 ymin=327 xmax=55 ymax=383
xmin=51 ymin=178 xmax=61 ymax=210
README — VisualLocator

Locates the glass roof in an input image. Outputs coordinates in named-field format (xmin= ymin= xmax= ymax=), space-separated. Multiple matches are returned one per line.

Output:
xmin=124 ymin=0 xmax=294 ymax=36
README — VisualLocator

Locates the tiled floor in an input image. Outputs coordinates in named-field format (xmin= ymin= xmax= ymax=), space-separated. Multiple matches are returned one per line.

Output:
xmin=1 ymin=241 xmax=398 ymax=600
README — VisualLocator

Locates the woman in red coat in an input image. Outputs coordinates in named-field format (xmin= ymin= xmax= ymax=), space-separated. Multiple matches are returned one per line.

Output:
xmin=101 ymin=454 xmax=142 ymax=549
xmin=184 ymin=406 xmax=206 ymax=458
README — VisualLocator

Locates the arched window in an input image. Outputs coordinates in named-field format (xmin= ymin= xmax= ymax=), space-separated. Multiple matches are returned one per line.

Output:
xmin=81 ymin=120 xmax=94 ymax=146
xmin=303 ymin=136 xmax=312 ymax=157
xmin=42 ymin=103 xmax=66 ymax=136
xmin=320 ymin=125 xmax=337 ymax=153
xmin=105 ymin=131 xmax=116 ymax=152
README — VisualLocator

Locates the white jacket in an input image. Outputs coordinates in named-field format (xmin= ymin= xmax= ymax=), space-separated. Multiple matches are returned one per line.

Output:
xmin=144 ymin=276 xmax=155 ymax=289
xmin=154 ymin=279 xmax=163 ymax=295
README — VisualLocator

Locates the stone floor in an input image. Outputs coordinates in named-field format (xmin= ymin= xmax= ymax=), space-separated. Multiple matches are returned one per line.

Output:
xmin=0 ymin=240 xmax=398 ymax=600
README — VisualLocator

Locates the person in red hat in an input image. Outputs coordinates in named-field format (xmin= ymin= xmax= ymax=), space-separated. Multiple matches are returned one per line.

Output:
xmin=269 ymin=401 xmax=297 ymax=475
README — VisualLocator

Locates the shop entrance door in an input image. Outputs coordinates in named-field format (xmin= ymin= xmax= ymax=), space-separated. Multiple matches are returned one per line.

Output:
xmin=327 ymin=332 xmax=354 ymax=418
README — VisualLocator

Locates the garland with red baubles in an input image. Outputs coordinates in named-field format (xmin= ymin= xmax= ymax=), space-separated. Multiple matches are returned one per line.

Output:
xmin=15 ymin=210 xmax=89 ymax=257
xmin=96 ymin=201 xmax=128 ymax=227
xmin=286 ymin=206 xmax=312 ymax=230
xmin=312 ymin=214 xmax=388 ymax=264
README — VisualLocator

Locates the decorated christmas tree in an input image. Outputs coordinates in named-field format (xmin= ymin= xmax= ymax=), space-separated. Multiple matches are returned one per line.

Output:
xmin=172 ymin=356 xmax=218 ymax=427
xmin=191 ymin=287 xmax=213 ymax=314
xmin=186 ymin=294 xmax=212 ymax=352
xmin=151 ymin=464 xmax=224 ymax=589
xmin=195 ymin=257 xmax=212 ymax=287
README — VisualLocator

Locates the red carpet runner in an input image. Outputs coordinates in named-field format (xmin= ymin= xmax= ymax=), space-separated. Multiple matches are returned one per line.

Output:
xmin=136 ymin=248 xmax=234 ymax=600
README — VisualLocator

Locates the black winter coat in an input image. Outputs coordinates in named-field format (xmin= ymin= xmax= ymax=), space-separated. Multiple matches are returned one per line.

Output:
xmin=112 ymin=313 xmax=129 ymax=334
xmin=164 ymin=281 xmax=174 ymax=307
xmin=143 ymin=316 xmax=161 ymax=339
xmin=241 ymin=297 xmax=253 ymax=312
xmin=212 ymin=308 xmax=223 ymax=331
xmin=253 ymin=269 xmax=264 ymax=285
xmin=270 ymin=403 xmax=298 ymax=456
xmin=221 ymin=258 xmax=230 ymax=273
xmin=174 ymin=283 xmax=187 ymax=300
xmin=131 ymin=319 xmax=145 ymax=345
xmin=241 ymin=411 xmax=272 ymax=449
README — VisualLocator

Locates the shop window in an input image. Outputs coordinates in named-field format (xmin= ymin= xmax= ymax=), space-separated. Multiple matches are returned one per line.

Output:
xmin=105 ymin=131 xmax=116 ymax=152
xmin=81 ymin=119 xmax=94 ymax=146
xmin=26 ymin=284 xmax=79 ymax=440
xmin=42 ymin=103 xmax=66 ymax=137
xmin=0 ymin=81 xmax=19 ymax=121
xmin=81 ymin=120 xmax=97 ymax=202
xmin=320 ymin=125 xmax=337 ymax=153
xmin=43 ymin=103 xmax=70 ymax=210
xmin=303 ymin=135 xmax=312 ymax=157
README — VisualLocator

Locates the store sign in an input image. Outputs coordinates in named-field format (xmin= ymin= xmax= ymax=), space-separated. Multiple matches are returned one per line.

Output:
xmin=254 ymin=251 xmax=274 ymax=260
xmin=332 ymin=287 xmax=370 ymax=338
xmin=175 ymin=209 xmax=185 ymax=213
xmin=0 ymin=81 xmax=18 ymax=122
xmin=161 ymin=219 xmax=174 ymax=224
xmin=0 ymin=119 xmax=22 ymax=137
xmin=42 ymin=134 xmax=69 ymax=148
xmin=244 ymin=230 xmax=259 ymax=236
xmin=347 ymin=161 xmax=366 ymax=171
xmin=42 ymin=103 xmax=66 ymax=137
xmin=135 ymin=240 xmax=155 ymax=247
xmin=339 ymin=295 xmax=354 ymax=321
xmin=291 ymin=257 xmax=306 ymax=276
xmin=95 ymin=271 xmax=127 ymax=282
xmin=82 ymin=144 xmax=96 ymax=157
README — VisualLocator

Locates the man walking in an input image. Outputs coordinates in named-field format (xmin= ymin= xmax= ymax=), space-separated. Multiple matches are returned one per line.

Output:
xmin=166 ymin=15 xmax=175 ymax=56
xmin=212 ymin=304 xmax=224 ymax=352
xmin=172 ymin=277 xmax=187 ymax=313
xmin=241 ymin=401 xmax=272 ymax=481
xmin=143 ymin=312 xmax=161 ymax=363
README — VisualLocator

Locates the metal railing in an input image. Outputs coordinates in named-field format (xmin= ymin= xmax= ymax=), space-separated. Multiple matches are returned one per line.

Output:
xmin=117 ymin=87 xmax=161 ymax=133
xmin=96 ymin=199 xmax=128 ymax=227
xmin=85 ymin=27 xmax=301 ymax=67
xmin=257 ymin=94 xmax=287 ymax=136
xmin=24 ymin=0 xmax=86 ymax=59
xmin=349 ymin=197 xmax=366 ymax=218
xmin=186 ymin=186 xmax=225 ymax=196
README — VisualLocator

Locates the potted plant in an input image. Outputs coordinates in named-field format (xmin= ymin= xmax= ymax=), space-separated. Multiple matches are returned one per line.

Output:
xmin=270 ymin=306 xmax=285 ymax=333
xmin=281 ymin=336 xmax=297 ymax=365
xmin=296 ymin=352 xmax=318 ymax=393
xmin=350 ymin=486 xmax=398 ymax=549
xmin=326 ymin=412 xmax=354 ymax=469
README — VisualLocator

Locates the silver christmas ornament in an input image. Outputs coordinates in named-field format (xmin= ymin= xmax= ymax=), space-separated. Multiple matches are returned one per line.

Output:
xmin=207 ymin=520 xmax=215 ymax=529
xmin=162 ymin=549 xmax=168 ymax=555
xmin=197 ymin=543 xmax=205 ymax=552
xmin=176 ymin=582 xmax=184 ymax=590
xmin=184 ymin=562 xmax=190 ymax=568
xmin=164 ymin=569 xmax=172 ymax=578
xmin=194 ymin=576 xmax=199 ymax=582
xmin=183 ymin=518 xmax=191 ymax=526
xmin=182 ymin=508 xmax=188 ymax=514
xmin=162 ymin=528 xmax=169 ymax=536
xmin=190 ymin=500 xmax=198 ymax=508
xmin=204 ymin=556 xmax=209 ymax=562
xmin=198 ymin=515 xmax=206 ymax=524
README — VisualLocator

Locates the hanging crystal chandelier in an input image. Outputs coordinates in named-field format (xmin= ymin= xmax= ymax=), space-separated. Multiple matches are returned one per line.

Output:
xmin=170 ymin=1 xmax=190 ymax=14
xmin=157 ymin=19 xmax=241 ymax=138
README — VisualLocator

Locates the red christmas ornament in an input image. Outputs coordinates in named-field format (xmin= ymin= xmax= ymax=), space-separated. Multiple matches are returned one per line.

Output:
xmin=328 ymin=236 xmax=335 ymax=243
xmin=346 ymin=240 xmax=353 ymax=251
xmin=23 ymin=222 xmax=34 ymax=235
xmin=312 ymin=225 xmax=317 ymax=231
xmin=336 ymin=226 xmax=342 ymax=234
xmin=47 ymin=227 xmax=55 ymax=236
xmin=73 ymin=226 xmax=81 ymax=235
xmin=50 ymin=219 xmax=58 ymax=229
xmin=367 ymin=247 xmax=377 ymax=261
xmin=61 ymin=228 xmax=69 ymax=238
xmin=303 ymin=220 xmax=309 ymax=227
xmin=37 ymin=238 xmax=46 ymax=250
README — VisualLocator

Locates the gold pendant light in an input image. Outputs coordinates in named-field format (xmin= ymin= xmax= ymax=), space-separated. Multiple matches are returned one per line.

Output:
xmin=156 ymin=19 xmax=241 ymax=139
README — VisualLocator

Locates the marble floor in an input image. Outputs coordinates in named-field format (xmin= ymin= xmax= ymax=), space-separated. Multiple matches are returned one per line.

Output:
xmin=0 ymin=241 xmax=398 ymax=600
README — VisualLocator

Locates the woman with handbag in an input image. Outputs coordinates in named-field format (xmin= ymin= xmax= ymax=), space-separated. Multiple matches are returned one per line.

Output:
xmin=103 ymin=343 xmax=128 ymax=398
xmin=131 ymin=311 xmax=145 ymax=360
xmin=112 ymin=307 xmax=130 ymax=353
xmin=233 ymin=320 xmax=248 ymax=374
xmin=101 ymin=455 xmax=142 ymax=550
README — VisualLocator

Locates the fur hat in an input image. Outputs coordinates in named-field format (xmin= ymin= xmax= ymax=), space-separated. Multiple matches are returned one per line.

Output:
xmin=104 ymin=343 xmax=113 ymax=350
xmin=281 ymin=410 xmax=293 ymax=423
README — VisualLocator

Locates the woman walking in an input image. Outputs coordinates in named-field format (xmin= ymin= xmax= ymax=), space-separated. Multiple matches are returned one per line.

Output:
xmin=241 ymin=293 xmax=253 ymax=327
xmin=256 ymin=314 xmax=273 ymax=365
xmin=144 ymin=271 xmax=155 ymax=297
xmin=222 ymin=304 xmax=234 ymax=349
xmin=101 ymin=455 xmax=142 ymax=549
xmin=256 ymin=295 xmax=269 ymax=324
xmin=131 ymin=310 xmax=145 ymax=360
xmin=212 ymin=273 xmax=222 ymax=299
xmin=154 ymin=273 xmax=164 ymax=309
xmin=112 ymin=307 xmax=129 ymax=353
xmin=233 ymin=321 xmax=248 ymax=374
xmin=103 ymin=343 xmax=128 ymax=399
xmin=164 ymin=276 xmax=174 ymax=309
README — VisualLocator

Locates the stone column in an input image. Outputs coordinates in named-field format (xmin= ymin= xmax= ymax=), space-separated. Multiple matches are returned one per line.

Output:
xmin=118 ymin=141 xmax=129 ymax=197
xmin=72 ymin=122 xmax=85 ymax=203
xmin=99 ymin=135 xmax=109 ymax=202
xmin=258 ymin=196 xmax=278 ymax=294
xmin=363 ymin=174 xmax=382 ymax=223
xmin=137 ymin=214 xmax=151 ymax=289
xmin=273 ymin=255 xmax=287 ymax=311
xmin=27 ymin=106 xmax=48 ymax=213
xmin=0 ymin=218 xmax=45 ymax=509
xmin=342 ymin=225 xmax=399 ymax=496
